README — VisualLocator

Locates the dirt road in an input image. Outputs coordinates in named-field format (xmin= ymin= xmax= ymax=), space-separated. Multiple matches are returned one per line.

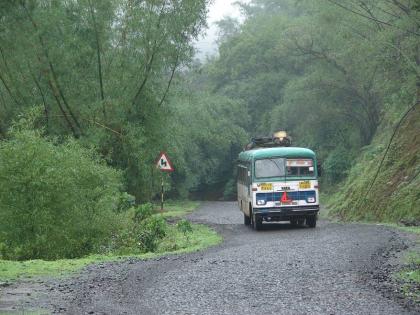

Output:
xmin=1 ymin=202 xmax=418 ymax=314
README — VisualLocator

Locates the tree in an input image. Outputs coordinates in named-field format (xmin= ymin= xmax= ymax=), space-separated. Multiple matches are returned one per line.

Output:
xmin=0 ymin=0 xmax=209 ymax=200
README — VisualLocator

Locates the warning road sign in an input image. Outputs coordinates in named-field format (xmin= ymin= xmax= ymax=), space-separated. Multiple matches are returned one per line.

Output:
xmin=156 ymin=152 xmax=174 ymax=172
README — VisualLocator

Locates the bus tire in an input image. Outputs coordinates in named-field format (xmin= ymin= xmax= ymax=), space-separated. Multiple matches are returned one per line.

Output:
xmin=249 ymin=204 xmax=254 ymax=228
xmin=253 ymin=214 xmax=262 ymax=231
xmin=307 ymin=216 xmax=317 ymax=228
xmin=244 ymin=213 xmax=251 ymax=225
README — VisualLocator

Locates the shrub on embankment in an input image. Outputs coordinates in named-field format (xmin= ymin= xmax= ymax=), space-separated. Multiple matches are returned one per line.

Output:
xmin=0 ymin=122 xmax=125 ymax=261
xmin=327 ymin=106 xmax=420 ymax=223
xmin=0 ymin=116 xmax=215 ymax=264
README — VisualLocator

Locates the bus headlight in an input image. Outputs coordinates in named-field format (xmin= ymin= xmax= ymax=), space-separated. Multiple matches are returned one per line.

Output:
xmin=306 ymin=197 xmax=316 ymax=203
xmin=256 ymin=200 xmax=266 ymax=205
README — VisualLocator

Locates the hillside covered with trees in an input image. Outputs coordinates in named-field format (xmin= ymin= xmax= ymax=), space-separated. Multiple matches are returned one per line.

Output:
xmin=198 ymin=0 xmax=420 ymax=222
xmin=0 ymin=0 xmax=419 ymax=261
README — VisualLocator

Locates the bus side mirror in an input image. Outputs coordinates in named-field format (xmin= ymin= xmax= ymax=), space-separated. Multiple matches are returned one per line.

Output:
xmin=317 ymin=163 xmax=322 ymax=177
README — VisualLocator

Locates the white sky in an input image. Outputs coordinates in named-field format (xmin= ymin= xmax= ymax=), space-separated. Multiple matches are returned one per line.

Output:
xmin=195 ymin=0 xmax=249 ymax=60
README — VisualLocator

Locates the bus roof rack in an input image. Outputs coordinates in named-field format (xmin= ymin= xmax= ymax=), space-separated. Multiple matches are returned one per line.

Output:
xmin=245 ymin=131 xmax=292 ymax=150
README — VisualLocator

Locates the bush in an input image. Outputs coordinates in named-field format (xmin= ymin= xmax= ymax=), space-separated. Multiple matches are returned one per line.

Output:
xmin=137 ymin=216 xmax=167 ymax=252
xmin=133 ymin=203 xmax=155 ymax=223
xmin=176 ymin=219 xmax=193 ymax=235
xmin=110 ymin=204 xmax=167 ymax=254
xmin=117 ymin=192 xmax=136 ymax=213
xmin=323 ymin=147 xmax=352 ymax=185
xmin=223 ymin=178 xmax=237 ymax=201
xmin=0 ymin=127 xmax=124 ymax=260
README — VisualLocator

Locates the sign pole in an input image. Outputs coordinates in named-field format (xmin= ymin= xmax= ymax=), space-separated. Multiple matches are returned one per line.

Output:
xmin=161 ymin=173 xmax=164 ymax=211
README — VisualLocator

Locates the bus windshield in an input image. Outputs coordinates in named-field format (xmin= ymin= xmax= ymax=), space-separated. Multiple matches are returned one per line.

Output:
xmin=255 ymin=158 xmax=315 ymax=178
xmin=255 ymin=158 xmax=286 ymax=178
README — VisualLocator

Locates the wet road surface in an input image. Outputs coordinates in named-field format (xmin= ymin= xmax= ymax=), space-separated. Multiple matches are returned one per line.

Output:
xmin=1 ymin=202 xmax=418 ymax=314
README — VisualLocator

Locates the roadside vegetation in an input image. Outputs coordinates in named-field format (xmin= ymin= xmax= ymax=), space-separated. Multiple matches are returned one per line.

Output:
xmin=0 ymin=223 xmax=221 ymax=281
xmin=394 ymin=251 xmax=420 ymax=303
xmin=0 ymin=201 xmax=221 ymax=281
xmin=0 ymin=118 xmax=221 ymax=279
xmin=158 ymin=200 xmax=200 ymax=218
xmin=0 ymin=0 xmax=228 ymax=280
xmin=327 ymin=108 xmax=419 ymax=224
xmin=0 ymin=114 xmax=220 ymax=279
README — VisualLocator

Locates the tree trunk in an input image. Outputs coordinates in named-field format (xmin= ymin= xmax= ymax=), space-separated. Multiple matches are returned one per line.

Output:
xmin=88 ymin=0 xmax=106 ymax=119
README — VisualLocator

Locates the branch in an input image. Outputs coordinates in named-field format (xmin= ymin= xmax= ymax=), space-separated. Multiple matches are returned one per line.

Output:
xmin=28 ymin=62 xmax=49 ymax=130
xmin=387 ymin=0 xmax=420 ymax=28
xmin=47 ymin=78 xmax=78 ymax=137
xmin=362 ymin=100 xmax=419 ymax=202
xmin=325 ymin=0 xmax=420 ymax=36
xmin=131 ymin=2 xmax=167 ymax=106
xmin=2 ymin=49 xmax=31 ymax=102
xmin=88 ymin=0 xmax=106 ymax=119
xmin=131 ymin=43 xmax=158 ymax=106
xmin=158 ymin=53 xmax=179 ymax=107
xmin=47 ymin=115 xmax=123 ymax=137
xmin=0 ymin=70 xmax=20 ymax=107
xmin=21 ymin=2 xmax=82 ymax=137
xmin=407 ymin=168 xmax=420 ymax=185
xmin=357 ymin=0 xmax=384 ymax=31
xmin=290 ymin=36 xmax=349 ymax=76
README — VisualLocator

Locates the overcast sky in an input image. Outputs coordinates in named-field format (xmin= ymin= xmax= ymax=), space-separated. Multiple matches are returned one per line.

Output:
xmin=195 ymin=0 xmax=248 ymax=60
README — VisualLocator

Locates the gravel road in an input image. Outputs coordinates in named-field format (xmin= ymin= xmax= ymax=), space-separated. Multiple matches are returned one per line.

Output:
xmin=1 ymin=202 xmax=418 ymax=314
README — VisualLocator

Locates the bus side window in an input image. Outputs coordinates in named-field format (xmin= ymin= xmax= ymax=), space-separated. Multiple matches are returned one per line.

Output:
xmin=238 ymin=165 xmax=247 ymax=184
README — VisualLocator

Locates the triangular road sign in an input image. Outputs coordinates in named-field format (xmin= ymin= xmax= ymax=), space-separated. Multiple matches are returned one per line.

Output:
xmin=156 ymin=152 xmax=174 ymax=172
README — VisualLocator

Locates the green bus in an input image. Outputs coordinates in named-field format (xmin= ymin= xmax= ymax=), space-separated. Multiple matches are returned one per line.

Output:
xmin=237 ymin=147 xmax=320 ymax=230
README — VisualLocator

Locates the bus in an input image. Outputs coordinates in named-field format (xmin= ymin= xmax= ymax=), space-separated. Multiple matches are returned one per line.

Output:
xmin=237 ymin=147 xmax=320 ymax=230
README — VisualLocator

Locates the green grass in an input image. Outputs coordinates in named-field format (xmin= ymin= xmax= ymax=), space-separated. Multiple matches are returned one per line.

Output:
xmin=158 ymin=224 xmax=222 ymax=254
xmin=349 ymin=221 xmax=420 ymax=235
xmin=399 ymin=268 xmax=420 ymax=283
xmin=325 ymin=109 xmax=420 ymax=224
xmin=0 ymin=223 xmax=221 ymax=282
xmin=157 ymin=200 xmax=200 ymax=218
xmin=394 ymin=226 xmax=420 ymax=235
xmin=0 ymin=311 xmax=49 ymax=315
xmin=394 ymin=251 xmax=420 ymax=300
xmin=318 ymin=193 xmax=332 ymax=220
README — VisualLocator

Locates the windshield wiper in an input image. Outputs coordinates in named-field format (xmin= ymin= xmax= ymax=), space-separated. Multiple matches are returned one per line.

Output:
xmin=266 ymin=159 xmax=285 ymax=176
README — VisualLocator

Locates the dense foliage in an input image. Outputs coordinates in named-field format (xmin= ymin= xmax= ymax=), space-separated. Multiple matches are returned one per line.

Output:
xmin=0 ymin=0 xmax=217 ymax=260
xmin=0 ymin=115 xmax=125 ymax=260
xmin=204 ymin=0 xmax=419 ymax=181
xmin=328 ymin=106 xmax=420 ymax=222
xmin=0 ymin=0 xmax=214 ymax=201
xmin=168 ymin=88 xmax=248 ymax=198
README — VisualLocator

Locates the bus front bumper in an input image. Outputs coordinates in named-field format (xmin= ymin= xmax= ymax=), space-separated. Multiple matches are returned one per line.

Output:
xmin=253 ymin=206 xmax=319 ymax=220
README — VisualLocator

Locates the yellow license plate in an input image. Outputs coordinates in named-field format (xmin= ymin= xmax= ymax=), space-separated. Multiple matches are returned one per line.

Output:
xmin=299 ymin=181 xmax=311 ymax=189
xmin=260 ymin=183 xmax=273 ymax=191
